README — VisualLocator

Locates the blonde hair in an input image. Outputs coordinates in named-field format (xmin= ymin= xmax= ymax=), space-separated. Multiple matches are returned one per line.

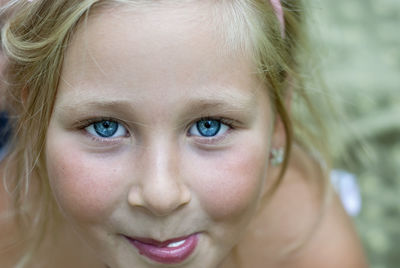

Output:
xmin=1 ymin=0 xmax=330 ymax=266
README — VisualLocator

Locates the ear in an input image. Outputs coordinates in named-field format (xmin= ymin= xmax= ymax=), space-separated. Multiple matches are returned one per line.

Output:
xmin=262 ymin=89 xmax=292 ymax=200
xmin=270 ymin=88 xmax=292 ymax=152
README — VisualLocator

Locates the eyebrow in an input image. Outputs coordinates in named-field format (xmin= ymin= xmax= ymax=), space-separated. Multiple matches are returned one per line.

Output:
xmin=56 ymin=90 xmax=257 ymax=121
xmin=59 ymin=99 xmax=133 ymax=113
xmin=180 ymin=97 xmax=255 ymax=115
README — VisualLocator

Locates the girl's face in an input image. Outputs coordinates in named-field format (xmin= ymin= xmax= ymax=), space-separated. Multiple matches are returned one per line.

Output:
xmin=46 ymin=3 xmax=276 ymax=268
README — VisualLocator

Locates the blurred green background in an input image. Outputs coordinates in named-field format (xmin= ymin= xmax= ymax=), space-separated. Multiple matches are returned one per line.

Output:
xmin=311 ymin=0 xmax=400 ymax=267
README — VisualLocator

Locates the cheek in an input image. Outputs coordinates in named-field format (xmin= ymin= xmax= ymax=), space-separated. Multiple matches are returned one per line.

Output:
xmin=45 ymin=144 xmax=124 ymax=224
xmin=189 ymin=142 xmax=269 ymax=221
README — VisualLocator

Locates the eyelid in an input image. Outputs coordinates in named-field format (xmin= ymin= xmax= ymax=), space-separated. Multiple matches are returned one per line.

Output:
xmin=76 ymin=117 xmax=128 ymax=130
xmin=187 ymin=116 xmax=237 ymax=147
xmin=187 ymin=117 xmax=235 ymax=133
xmin=76 ymin=117 xmax=131 ymax=143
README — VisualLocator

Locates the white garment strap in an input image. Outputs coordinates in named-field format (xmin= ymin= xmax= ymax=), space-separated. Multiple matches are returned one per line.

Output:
xmin=330 ymin=169 xmax=362 ymax=217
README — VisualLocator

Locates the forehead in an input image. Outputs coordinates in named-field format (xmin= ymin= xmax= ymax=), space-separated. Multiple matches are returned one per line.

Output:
xmin=58 ymin=2 xmax=265 ymax=108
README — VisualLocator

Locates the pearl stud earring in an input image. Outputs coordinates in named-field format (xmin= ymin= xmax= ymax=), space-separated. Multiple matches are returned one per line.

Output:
xmin=270 ymin=148 xmax=284 ymax=166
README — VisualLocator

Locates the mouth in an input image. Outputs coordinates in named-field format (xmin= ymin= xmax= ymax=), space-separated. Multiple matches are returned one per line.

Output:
xmin=125 ymin=233 xmax=199 ymax=264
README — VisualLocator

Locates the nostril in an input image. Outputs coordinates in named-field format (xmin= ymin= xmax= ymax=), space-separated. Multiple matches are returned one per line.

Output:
xmin=128 ymin=187 xmax=146 ymax=208
xmin=128 ymin=182 xmax=191 ymax=216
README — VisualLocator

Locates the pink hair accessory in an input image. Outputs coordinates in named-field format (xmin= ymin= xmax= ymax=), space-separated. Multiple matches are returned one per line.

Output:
xmin=269 ymin=0 xmax=285 ymax=37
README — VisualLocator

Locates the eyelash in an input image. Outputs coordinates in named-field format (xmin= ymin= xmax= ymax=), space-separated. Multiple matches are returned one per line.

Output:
xmin=76 ymin=116 xmax=236 ymax=144
xmin=77 ymin=117 xmax=130 ymax=143
xmin=187 ymin=116 xmax=235 ymax=139
xmin=195 ymin=117 xmax=235 ymax=127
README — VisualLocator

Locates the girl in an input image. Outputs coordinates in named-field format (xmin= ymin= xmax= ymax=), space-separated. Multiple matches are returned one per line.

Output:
xmin=0 ymin=0 xmax=367 ymax=267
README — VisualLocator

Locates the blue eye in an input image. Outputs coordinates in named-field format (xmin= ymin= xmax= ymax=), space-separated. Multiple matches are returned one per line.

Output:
xmin=189 ymin=118 xmax=229 ymax=137
xmin=85 ymin=120 xmax=128 ymax=138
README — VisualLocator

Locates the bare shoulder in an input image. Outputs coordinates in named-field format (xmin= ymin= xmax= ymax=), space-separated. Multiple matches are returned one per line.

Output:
xmin=281 ymin=191 xmax=368 ymax=268
xmin=230 ymin=145 xmax=368 ymax=268
xmin=280 ymin=146 xmax=368 ymax=268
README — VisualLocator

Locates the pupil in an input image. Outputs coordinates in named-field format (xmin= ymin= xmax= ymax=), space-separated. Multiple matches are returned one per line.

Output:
xmin=94 ymin=120 xmax=118 ymax=137
xmin=196 ymin=119 xmax=221 ymax=137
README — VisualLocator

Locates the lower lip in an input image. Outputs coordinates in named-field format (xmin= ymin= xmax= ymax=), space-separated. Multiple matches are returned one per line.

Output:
xmin=126 ymin=234 xmax=199 ymax=264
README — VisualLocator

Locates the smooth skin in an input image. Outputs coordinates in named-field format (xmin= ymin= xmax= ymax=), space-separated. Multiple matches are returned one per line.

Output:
xmin=0 ymin=2 xmax=367 ymax=268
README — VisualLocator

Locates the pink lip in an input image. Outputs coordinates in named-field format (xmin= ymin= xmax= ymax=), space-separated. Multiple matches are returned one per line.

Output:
xmin=125 ymin=233 xmax=199 ymax=264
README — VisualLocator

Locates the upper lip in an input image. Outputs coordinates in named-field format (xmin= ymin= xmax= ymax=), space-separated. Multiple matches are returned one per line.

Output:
xmin=124 ymin=234 xmax=197 ymax=247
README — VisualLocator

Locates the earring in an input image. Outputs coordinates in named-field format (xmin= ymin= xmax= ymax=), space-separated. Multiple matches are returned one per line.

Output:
xmin=270 ymin=147 xmax=284 ymax=166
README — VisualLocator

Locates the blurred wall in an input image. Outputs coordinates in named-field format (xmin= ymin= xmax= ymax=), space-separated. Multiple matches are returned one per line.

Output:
xmin=312 ymin=1 xmax=400 ymax=267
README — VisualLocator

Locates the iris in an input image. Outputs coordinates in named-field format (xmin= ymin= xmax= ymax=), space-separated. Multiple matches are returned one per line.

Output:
xmin=196 ymin=119 xmax=221 ymax=137
xmin=93 ymin=121 xmax=119 ymax=137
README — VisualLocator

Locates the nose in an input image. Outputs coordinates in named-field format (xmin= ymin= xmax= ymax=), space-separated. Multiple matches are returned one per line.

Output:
xmin=128 ymin=141 xmax=191 ymax=216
